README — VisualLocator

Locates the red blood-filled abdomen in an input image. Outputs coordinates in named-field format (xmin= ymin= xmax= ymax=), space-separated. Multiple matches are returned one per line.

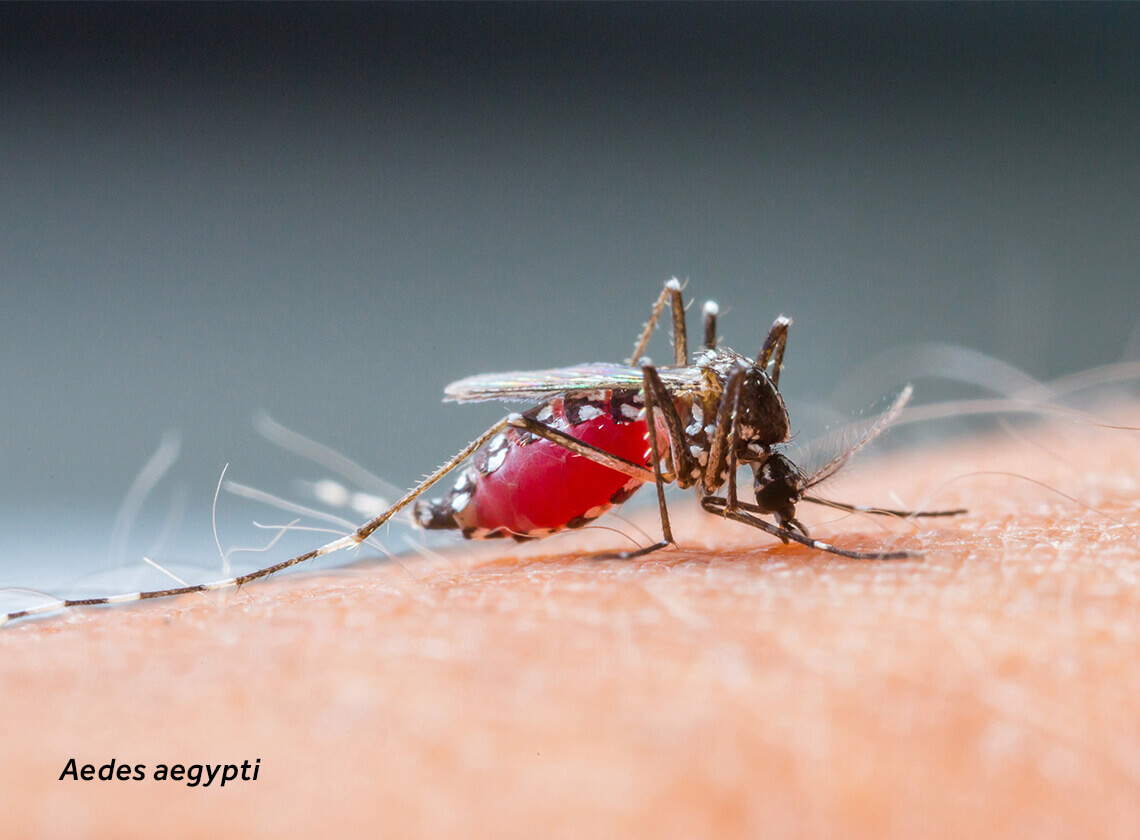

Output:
xmin=415 ymin=391 xmax=662 ymax=540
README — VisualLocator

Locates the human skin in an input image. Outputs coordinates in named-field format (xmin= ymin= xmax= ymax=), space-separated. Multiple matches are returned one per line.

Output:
xmin=2 ymin=408 xmax=1138 ymax=839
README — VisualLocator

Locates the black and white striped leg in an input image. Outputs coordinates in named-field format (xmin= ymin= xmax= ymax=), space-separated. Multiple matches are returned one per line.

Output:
xmin=1 ymin=418 xmax=529 ymax=625
xmin=701 ymin=496 xmax=918 ymax=560
xmin=802 ymin=496 xmax=967 ymax=518
xmin=1 ymin=411 xmax=669 ymax=625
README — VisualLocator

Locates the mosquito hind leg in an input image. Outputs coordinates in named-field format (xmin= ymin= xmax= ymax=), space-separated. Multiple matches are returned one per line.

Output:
xmin=501 ymin=410 xmax=670 ymax=560
xmin=628 ymin=278 xmax=689 ymax=367
xmin=520 ymin=363 xmax=698 ymax=561
xmin=802 ymin=496 xmax=967 ymax=518
xmin=701 ymin=496 xmax=917 ymax=560
xmin=607 ymin=361 xmax=727 ymax=559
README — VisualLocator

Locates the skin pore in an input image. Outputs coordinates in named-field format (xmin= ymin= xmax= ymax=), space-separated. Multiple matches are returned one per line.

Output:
xmin=2 ymin=406 xmax=1138 ymax=838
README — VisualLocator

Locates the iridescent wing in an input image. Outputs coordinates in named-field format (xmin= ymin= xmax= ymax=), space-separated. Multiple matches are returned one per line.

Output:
xmin=443 ymin=362 xmax=706 ymax=403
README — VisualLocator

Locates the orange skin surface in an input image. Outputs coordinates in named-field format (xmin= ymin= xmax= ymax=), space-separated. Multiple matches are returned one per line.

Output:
xmin=2 ymin=407 xmax=1139 ymax=839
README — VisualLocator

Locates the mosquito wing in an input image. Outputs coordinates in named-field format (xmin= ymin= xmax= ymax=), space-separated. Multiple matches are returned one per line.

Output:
xmin=443 ymin=362 xmax=705 ymax=403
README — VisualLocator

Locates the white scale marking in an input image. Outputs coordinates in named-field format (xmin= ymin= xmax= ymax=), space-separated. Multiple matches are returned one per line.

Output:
xmin=486 ymin=448 xmax=508 ymax=473
xmin=450 ymin=492 xmax=472 ymax=512
xmin=105 ymin=592 xmax=142 ymax=604
xmin=577 ymin=404 xmax=604 ymax=422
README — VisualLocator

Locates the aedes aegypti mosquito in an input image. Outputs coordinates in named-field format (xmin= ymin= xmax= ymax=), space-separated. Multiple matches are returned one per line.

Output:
xmin=2 ymin=280 xmax=962 ymax=625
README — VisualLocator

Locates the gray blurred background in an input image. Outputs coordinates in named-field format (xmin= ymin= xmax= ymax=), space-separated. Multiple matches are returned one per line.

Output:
xmin=2 ymin=5 xmax=1138 ymax=591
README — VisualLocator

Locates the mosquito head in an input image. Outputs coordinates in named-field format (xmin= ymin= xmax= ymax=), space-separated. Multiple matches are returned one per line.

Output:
xmin=751 ymin=452 xmax=804 ymax=524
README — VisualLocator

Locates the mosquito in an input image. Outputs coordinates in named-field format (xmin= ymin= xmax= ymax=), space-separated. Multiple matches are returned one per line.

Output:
xmin=2 ymin=279 xmax=962 ymax=625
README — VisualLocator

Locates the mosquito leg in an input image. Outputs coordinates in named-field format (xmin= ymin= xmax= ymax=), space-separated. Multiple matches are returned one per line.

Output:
xmin=601 ymin=362 xmax=719 ymax=560
xmin=641 ymin=365 xmax=700 ymax=488
xmin=511 ymin=364 xmax=699 ymax=558
xmin=508 ymin=406 xmax=673 ymax=560
xmin=702 ymin=365 xmax=748 ymax=496
xmin=700 ymin=496 xmax=918 ymax=560
xmin=666 ymin=281 xmax=688 ymax=366
xmin=627 ymin=278 xmax=688 ymax=367
xmin=708 ymin=495 xmax=961 ymax=526
xmin=756 ymin=315 xmax=792 ymax=389
xmin=506 ymin=365 xmax=697 ymax=559
xmin=702 ymin=300 xmax=719 ymax=350
xmin=641 ymin=366 xmax=686 ymax=544
xmin=504 ymin=415 xmax=657 ymax=483
xmin=2 ymin=417 xmax=520 ymax=626
xmin=802 ymin=496 xmax=967 ymax=518
xmin=613 ymin=368 xmax=675 ymax=558
xmin=725 ymin=365 xmax=746 ymax=507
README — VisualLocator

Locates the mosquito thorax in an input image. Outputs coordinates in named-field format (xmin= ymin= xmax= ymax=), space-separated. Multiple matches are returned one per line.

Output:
xmin=751 ymin=452 xmax=803 ymax=522
xmin=692 ymin=348 xmax=790 ymax=452
xmin=732 ymin=366 xmax=790 ymax=448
